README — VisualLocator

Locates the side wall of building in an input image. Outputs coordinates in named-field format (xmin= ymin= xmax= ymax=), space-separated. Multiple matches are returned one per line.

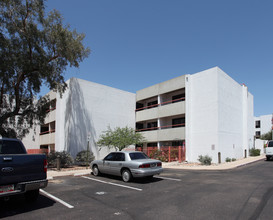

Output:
xmin=186 ymin=67 xmax=254 ymax=163
xmin=217 ymin=68 xmax=254 ymax=161
xmin=55 ymin=78 xmax=136 ymax=159
xmin=186 ymin=67 xmax=219 ymax=162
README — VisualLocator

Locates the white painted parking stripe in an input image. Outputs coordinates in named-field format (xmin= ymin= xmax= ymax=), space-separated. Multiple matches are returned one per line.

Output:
xmin=82 ymin=176 xmax=143 ymax=191
xmin=157 ymin=176 xmax=181 ymax=181
xmin=40 ymin=189 xmax=74 ymax=209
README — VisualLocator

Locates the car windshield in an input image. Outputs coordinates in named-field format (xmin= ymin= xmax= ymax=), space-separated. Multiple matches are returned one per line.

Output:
xmin=129 ymin=152 xmax=150 ymax=160
xmin=268 ymin=141 xmax=273 ymax=147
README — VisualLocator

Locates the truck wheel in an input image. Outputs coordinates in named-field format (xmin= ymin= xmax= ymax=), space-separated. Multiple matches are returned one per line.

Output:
xmin=266 ymin=156 xmax=271 ymax=161
xmin=92 ymin=165 xmax=100 ymax=176
xmin=25 ymin=189 xmax=39 ymax=202
xmin=122 ymin=169 xmax=132 ymax=182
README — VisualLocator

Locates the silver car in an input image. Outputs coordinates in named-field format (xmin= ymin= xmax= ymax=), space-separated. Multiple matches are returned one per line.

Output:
xmin=90 ymin=151 xmax=163 ymax=182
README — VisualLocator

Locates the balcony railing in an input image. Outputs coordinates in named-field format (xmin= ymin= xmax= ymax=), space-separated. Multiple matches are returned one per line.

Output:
xmin=136 ymin=97 xmax=185 ymax=111
xmin=136 ymin=123 xmax=185 ymax=132
xmin=40 ymin=130 xmax=55 ymax=135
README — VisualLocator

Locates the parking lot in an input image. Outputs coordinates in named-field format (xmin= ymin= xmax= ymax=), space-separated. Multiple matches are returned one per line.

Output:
xmin=1 ymin=160 xmax=273 ymax=220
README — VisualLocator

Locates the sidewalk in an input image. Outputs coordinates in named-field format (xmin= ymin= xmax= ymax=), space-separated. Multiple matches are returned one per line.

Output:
xmin=47 ymin=155 xmax=265 ymax=180
xmin=162 ymin=154 xmax=265 ymax=170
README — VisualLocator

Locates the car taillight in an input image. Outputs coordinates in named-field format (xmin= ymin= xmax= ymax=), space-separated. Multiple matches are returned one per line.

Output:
xmin=139 ymin=164 xmax=151 ymax=168
xmin=44 ymin=159 xmax=48 ymax=173
xmin=157 ymin=162 xmax=162 ymax=167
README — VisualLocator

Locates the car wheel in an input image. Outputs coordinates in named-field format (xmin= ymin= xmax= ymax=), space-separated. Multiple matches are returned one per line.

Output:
xmin=25 ymin=189 xmax=39 ymax=202
xmin=92 ymin=165 xmax=100 ymax=176
xmin=266 ymin=156 xmax=271 ymax=161
xmin=122 ymin=169 xmax=132 ymax=182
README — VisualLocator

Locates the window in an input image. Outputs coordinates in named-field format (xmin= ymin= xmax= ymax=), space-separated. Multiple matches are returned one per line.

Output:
xmin=0 ymin=140 xmax=26 ymax=154
xmin=255 ymin=131 xmax=261 ymax=138
xmin=255 ymin=120 xmax=261 ymax=128
xmin=147 ymin=142 xmax=157 ymax=147
xmin=114 ymin=153 xmax=125 ymax=161
xmin=172 ymin=94 xmax=185 ymax=103
xmin=172 ymin=118 xmax=185 ymax=128
xmin=147 ymin=121 xmax=158 ymax=130
xmin=129 ymin=152 xmax=149 ymax=160
xmin=147 ymin=100 xmax=158 ymax=109
xmin=136 ymin=102 xmax=144 ymax=111
xmin=172 ymin=141 xmax=183 ymax=146
xmin=136 ymin=123 xmax=144 ymax=130
xmin=104 ymin=153 xmax=115 ymax=161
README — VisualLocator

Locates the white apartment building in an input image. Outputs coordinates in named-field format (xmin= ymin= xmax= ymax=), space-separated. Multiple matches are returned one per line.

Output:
xmin=255 ymin=114 xmax=272 ymax=138
xmin=136 ymin=67 xmax=254 ymax=163
xmin=23 ymin=67 xmax=256 ymax=163
xmin=24 ymin=78 xmax=136 ymax=159
xmin=254 ymin=114 xmax=272 ymax=152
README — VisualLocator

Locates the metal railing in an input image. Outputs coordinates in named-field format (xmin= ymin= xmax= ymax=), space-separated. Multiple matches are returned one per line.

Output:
xmin=136 ymin=123 xmax=185 ymax=132
xmin=136 ymin=97 xmax=185 ymax=111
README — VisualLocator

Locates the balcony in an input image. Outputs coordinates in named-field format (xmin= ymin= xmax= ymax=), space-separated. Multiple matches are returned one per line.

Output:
xmin=136 ymin=100 xmax=185 ymax=122
xmin=139 ymin=127 xmax=185 ymax=142
xmin=44 ymin=107 xmax=56 ymax=124
xmin=40 ymin=131 xmax=55 ymax=145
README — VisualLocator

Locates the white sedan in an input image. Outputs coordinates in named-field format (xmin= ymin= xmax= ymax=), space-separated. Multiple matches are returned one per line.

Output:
xmin=90 ymin=151 xmax=163 ymax=182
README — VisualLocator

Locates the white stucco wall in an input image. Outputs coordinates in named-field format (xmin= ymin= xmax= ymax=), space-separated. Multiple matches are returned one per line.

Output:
xmin=186 ymin=67 xmax=254 ymax=163
xmin=55 ymin=78 xmax=136 ymax=159
xmin=22 ymin=124 xmax=40 ymax=150
xmin=186 ymin=67 xmax=219 ymax=162
xmin=255 ymin=114 xmax=272 ymax=136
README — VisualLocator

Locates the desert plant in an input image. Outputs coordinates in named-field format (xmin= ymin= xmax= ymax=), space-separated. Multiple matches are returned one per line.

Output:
xmin=232 ymin=158 xmax=236 ymax=162
xmin=249 ymin=148 xmax=261 ymax=156
xmin=225 ymin=157 xmax=231 ymax=162
xmin=198 ymin=155 xmax=212 ymax=165
xmin=149 ymin=149 xmax=168 ymax=162
xmin=75 ymin=150 xmax=95 ymax=166
xmin=47 ymin=151 xmax=74 ymax=168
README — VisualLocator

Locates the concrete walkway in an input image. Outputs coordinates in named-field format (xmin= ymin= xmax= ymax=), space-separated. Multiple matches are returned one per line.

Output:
xmin=162 ymin=154 xmax=265 ymax=170
xmin=47 ymin=155 xmax=265 ymax=180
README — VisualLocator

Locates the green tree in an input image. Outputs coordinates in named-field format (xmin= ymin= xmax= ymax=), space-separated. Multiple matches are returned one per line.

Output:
xmin=97 ymin=126 xmax=146 ymax=151
xmin=260 ymin=130 xmax=273 ymax=140
xmin=0 ymin=0 xmax=90 ymax=138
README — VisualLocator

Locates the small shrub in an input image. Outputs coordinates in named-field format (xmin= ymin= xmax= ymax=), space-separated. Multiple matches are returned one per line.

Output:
xmin=232 ymin=158 xmax=236 ymax=162
xmin=149 ymin=149 xmax=168 ymax=162
xmin=198 ymin=155 xmax=212 ymax=165
xmin=225 ymin=157 xmax=231 ymax=162
xmin=75 ymin=150 xmax=95 ymax=166
xmin=249 ymin=148 xmax=261 ymax=156
xmin=47 ymin=151 xmax=74 ymax=168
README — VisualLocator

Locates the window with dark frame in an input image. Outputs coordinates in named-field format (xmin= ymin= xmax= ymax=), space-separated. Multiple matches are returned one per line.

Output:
xmin=255 ymin=120 xmax=261 ymax=128
xmin=172 ymin=118 xmax=185 ymax=128
xmin=147 ymin=121 xmax=158 ymax=130
xmin=172 ymin=94 xmax=185 ymax=103
xmin=147 ymin=100 xmax=158 ymax=109
xmin=136 ymin=102 xmax=144 ymax=111
xmin=255 ymin=131 xmax=261 ymax=137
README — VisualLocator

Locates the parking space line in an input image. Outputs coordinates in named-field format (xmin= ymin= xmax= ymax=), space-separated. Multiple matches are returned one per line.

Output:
xmin=157 ymin=176 xmax=181 ymax=181
xmin=40 ymin=189 xmax=74 ymax=209
xmin=82 ymin=176 xmax=143 ymax=191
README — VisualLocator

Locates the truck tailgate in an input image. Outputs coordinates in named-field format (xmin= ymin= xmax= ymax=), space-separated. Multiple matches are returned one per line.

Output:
xmin=266 ymin=147 xmax=273 ymax=155
xmin=0 ymin=154 xmax=47 ymax=185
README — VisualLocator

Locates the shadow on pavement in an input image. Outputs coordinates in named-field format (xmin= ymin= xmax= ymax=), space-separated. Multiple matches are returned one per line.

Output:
xmin=0 ymin=194 xmax=56 ymax=218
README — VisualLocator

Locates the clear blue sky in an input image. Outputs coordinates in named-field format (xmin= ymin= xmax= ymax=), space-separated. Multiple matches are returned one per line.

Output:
xmin=45 ymin=0 xmax=273 ymax=117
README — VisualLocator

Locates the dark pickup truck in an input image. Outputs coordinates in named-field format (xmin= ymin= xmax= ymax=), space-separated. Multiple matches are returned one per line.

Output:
xmin=0 ymin=138 xmax=48 ymax=202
